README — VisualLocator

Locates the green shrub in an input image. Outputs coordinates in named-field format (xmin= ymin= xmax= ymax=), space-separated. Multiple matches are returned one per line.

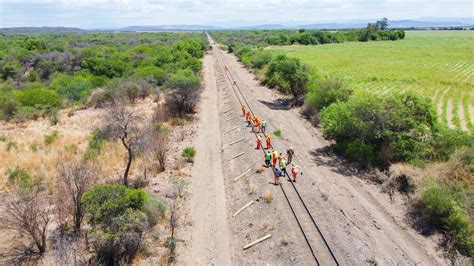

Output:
xmin=81 ymin=184 xmax=159 ymax=264
xmin=431 ymin=128 xmax=473 ymax=161
xmin=84 ymin=128 xmax=110 ymax=160
xmin=265 ymin=54 xmax=309 ymax=101
xmin=0 ymin=135 xmax=7 ymax=142
xmin=420 ymin=181 xmax=473 ymax=256
xmin=6 ymin=167 xmax=34 ymax=188
xmin=273 ymin=128 xmax=282 ymax=137
xmin=47 ymin=109 xmax=59 ymax=125
xmin=134 ymin=66 xmax=165 ymax=85
xmin=142 ymin=195 xmax=167 ymax=226
xmin=15 ymin=87 xmax=61 ymax=108
xmin=82 ymin=184 xmax=146 ymax=226
xmin=182 ymin=147 xmax=196 ymax=161
xmin=44 ymin=130 xmax=59 ymax=145
xmin=321 ymin=92 xmax=437 ymax=168
xmin=305 ymin=78 xmax=352 ymax=112
xmin=0 ymin=95 xmax=19 ymax=120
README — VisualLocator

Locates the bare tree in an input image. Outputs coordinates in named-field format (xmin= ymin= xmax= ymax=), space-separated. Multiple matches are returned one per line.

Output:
xmin=56 ymin=156 xmax=98 ymax=236
xmin=107 ymin=102 xmax=142 ymax=186
xmin=0 ymin=181 xmax=53 ymax=255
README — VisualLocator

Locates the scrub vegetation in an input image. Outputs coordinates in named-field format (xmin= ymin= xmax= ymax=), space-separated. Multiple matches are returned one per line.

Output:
xmin=0 ymin=31 xmax=207 ymax=264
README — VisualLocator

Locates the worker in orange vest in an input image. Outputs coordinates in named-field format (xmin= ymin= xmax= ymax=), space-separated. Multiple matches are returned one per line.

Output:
xmin=256 ymin=136 xmax=262 ymax=149
xmin=266 ymin=134 xmax=271 ymax=149
xmin=246 ymin=111 xmax=251 ymax=127
xmin=253 ymin=116 xmax=260 ymax=133
xmin=272 ymin=149 xmax=279 ymax=167
xmin=241 ymin=104 xmax=246 ymax=116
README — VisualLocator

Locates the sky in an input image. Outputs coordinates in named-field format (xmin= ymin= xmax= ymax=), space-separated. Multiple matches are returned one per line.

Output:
xmin=1 ymin=0 xmax=472 ymax=28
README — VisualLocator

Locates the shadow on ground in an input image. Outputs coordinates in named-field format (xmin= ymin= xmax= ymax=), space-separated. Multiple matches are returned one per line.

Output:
xmin=309 ymin=145 xmax=369 ymax=179
xmin=258 ymin=98 xmax=290 ymax=111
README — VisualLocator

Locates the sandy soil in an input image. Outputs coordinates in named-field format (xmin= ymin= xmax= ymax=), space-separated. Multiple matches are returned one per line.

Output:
xmin=214 ymin=46 xmax=448 ymax=264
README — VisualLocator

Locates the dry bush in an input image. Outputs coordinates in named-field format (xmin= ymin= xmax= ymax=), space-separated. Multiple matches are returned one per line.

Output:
xmin=152 ymin=102 xmax=170 ymax=124
xmin=446 ymin=147 xmax=473 ymax=186
xmin=0 ymin=178 xmax=53 ymax=256
xmin=281 ymin=235 xmax=289 ymax=246
xmin=263 ymin=189 xmax=273 ymax=203
xmin=56 ymin=156 xmax=99 ymax=235
xmin=141 ymin=128 xmax=169 ymax=173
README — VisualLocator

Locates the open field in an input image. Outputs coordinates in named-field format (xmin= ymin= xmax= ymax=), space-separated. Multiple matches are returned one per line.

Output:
xmin=277 ymin=31 xmax=474 ymax=132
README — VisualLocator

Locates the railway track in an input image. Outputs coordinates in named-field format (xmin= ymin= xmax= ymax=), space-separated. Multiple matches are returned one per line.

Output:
xmin=208 ymin=34 xmax=340 ymax=266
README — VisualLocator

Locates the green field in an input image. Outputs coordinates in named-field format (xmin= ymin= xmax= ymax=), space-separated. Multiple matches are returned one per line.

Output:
xmin=277 ymin=31 xmax=474 ymax=132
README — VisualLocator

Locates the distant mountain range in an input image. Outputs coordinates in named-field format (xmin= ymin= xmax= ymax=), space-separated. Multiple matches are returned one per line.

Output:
xmin=0 ymin=26 xmax=87 ymax=33
xmin=1 ymin=19 xmax=472 ymax=33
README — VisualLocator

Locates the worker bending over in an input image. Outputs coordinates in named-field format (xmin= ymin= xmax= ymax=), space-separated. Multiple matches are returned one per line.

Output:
xmin=256 ymin=136 xmax=262 ymax=149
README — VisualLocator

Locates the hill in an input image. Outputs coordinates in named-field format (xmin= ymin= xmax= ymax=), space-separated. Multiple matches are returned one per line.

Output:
xmin=0 ymin=26 xmax=87 ymax=34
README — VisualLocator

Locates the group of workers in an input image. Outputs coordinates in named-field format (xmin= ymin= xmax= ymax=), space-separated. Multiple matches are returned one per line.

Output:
xmin=241 ymin=103 xmax=300 ymax=186
xmin=226 ymin=64 xmax=301 ymax=186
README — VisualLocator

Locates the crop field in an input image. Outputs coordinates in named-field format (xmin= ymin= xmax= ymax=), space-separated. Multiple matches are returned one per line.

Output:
xmin=277 ymin=30 xmax=474 ymax=132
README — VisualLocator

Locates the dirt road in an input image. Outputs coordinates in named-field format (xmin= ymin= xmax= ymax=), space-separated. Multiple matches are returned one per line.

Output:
xmin=211 ymin=46 xmax=447 ymax=264
xmin=184 ymin=53 xmax=232 ymax=265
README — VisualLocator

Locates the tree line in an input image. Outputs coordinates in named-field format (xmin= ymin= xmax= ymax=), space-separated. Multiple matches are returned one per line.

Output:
xmin=212 ymin=19 xmax=405 ymax=47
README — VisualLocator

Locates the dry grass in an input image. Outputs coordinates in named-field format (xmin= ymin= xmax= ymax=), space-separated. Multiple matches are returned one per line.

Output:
xmin=0 ymin=98 xmax=156 ymax=191
xmin=248 ymin=184 xmax=256 ymax=195
xmin=263 ymin=189 xmax=273 ymax=203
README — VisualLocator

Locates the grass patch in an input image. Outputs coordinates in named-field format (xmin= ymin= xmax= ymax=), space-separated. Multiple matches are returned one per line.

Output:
xmin=64 ymin=143 xmax=78 ymax=154
xmin=6 ymin=141 xmax=17 ymax=151
xmin=0 ymin=135 xmax=7 ymax=142
xmin=30 ymin=143 xmax=38 ymax=152
xmin=273 ymin=128 xmax=282 ymax=137
xmin=181 ymin=147 xmax=196 ymax=162
xmin=44 ymin=130 xmax=59 ymax=146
